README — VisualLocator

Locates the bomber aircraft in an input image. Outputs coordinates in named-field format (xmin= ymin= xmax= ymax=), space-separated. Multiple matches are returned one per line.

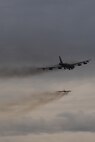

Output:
xmin=40 ymin=56 xmax=90 ymax=70
xmin=57 ymin=90 xmax=71 ymax=93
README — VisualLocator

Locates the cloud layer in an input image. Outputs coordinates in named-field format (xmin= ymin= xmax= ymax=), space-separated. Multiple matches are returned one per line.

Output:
xmin=1 ymin=111 xmax=95 ymax=136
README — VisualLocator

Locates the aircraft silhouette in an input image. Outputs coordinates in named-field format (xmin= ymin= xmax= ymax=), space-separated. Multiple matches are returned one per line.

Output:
xmin=57 ymin=90 xmax=71 ymax=93
xmin=40 ymin=56 xmax=90 ymax=70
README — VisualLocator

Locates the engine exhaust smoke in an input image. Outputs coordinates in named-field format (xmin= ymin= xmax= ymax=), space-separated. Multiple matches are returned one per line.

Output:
xmin=0 ymin=66 xmax=51 ymax=78
xmin=0 ymin=91 xmax=69 ymax=116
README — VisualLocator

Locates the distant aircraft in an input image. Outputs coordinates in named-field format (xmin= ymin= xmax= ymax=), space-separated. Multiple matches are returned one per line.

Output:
xmin=57 ymin=90 xmax=71 ymax=93
xmin=40 ymin=56 xmax=90 ymax=70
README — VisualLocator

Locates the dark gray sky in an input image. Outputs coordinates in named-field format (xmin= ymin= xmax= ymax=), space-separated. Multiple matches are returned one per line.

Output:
xmin=0 ymin=0 xmax=95 ymax=64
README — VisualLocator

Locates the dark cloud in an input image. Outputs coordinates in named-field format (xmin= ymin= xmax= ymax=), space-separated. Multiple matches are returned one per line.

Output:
xmin=1 ymin=111 xmax=95 ymax=136
xmin=0 ymin=0 xmax=95 ymax=64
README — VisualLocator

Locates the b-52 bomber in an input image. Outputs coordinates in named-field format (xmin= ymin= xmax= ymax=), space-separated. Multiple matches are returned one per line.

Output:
xmin=57 ymin=90 xmax=71 ymax=93
xmin=40 ymin=56 xmax=90 ymax=70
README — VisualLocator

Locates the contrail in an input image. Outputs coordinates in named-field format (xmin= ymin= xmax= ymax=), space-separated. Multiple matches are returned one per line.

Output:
xmin=0 ymin=65 xmax=53 ymax=78
xmin=0 ymin=91 xmax=69 ymax=115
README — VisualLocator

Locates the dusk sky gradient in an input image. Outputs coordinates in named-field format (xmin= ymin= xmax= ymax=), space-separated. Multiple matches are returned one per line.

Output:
xmin=0 ymin=0 xmax=95 ymax=141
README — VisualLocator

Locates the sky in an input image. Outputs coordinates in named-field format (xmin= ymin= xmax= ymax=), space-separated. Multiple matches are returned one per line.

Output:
xmin=0 ymin=0 xmax=95 ymax=141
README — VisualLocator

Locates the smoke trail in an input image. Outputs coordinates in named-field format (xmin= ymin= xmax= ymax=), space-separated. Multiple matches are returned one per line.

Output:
xmin=0 ymin=66 xmax=45 ymax=78
xmin=0 ymin=91 xmax=69 ymax=115
xmin=0 ymin=65 xmax=56 ymax=78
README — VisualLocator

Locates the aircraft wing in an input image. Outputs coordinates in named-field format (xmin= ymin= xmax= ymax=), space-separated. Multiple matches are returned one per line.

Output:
xmin=38 ymin=64 xmax=62 ymax=71
xmin=71 ymin=59 xmax=91 ymax=66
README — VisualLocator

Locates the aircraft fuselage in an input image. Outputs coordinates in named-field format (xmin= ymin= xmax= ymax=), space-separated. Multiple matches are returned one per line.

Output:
xmin=59 ymin=63 xmax=75 ymax=70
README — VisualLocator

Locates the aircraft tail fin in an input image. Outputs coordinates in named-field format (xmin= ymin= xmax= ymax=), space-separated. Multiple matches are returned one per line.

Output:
xmin=59 ymin=56 xmax=63 ymax=64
